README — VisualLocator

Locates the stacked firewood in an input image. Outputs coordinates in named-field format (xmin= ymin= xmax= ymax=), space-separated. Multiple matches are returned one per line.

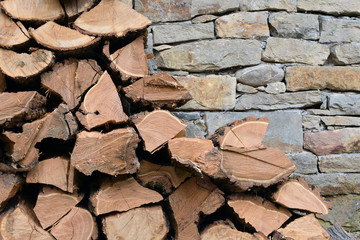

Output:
xmin=0 ymin=0 xmax=333 ymax=239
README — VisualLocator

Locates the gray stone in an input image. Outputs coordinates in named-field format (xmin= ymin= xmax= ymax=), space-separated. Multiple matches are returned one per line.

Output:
xmin=185 ymin=120 xmax=207 ymax=138
xmin=236 ymin=83 xmax=258 ymax=93
xmin=328 ymin=94 xmax=360 ymax=116
xmin=172 ymin=112 xmax=201 ymax=120
xmin=302 ymin=115 xmax=321 ymax=130
xmin=192 ymin=14 xmax=218 ymax=23
xmin=215 ymin=12 xmax=269 ymax=39
xmin=191 ymin=0 xmax=240 ymax=16
xmin=287 ymin=151 xmax=318 ymax=174
xmin=265 ymin=82 xmax=286 ymax=94
xmin=269 ymin=12 xmax=319 ymax=40
xmin=152 ymin=22 xmax=214 ymax=45
xmin=263 ymin=37 xmax=330 ymax=65
xmin=301 ymin=173 xmax=360 ymax=195
xmin=235 ymin=65 xmax=284 ymax=87
xmin=319 ymin=154 xmax=360 ymax=173
xmin=320 ymin=16 xmax=360 ymax=43
xmin=145 ymin=32 xmax=153 ymax=55
xmin=331 ymin=43 xmax=360 ymax=65
xmin=155 ymin=39 xmax=261 ymax=72
xmin=298 ymin=0 xmax=360 ymax=15
xmin=321 ymin=116 xmax=360 ymax=127
xmin=239 ymin=0 xmax=296 ymax=12
xmin=205 ymin=110 xmax=303 ymax=153
xmin=235 ymin=91 xmax=322 ymax=111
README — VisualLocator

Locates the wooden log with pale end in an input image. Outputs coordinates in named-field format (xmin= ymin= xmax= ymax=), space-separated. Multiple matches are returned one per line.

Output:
xmin=59 ymin=0 xmax=95 ymax=20
xmin=0 ymin=172 xmax=24 ymax=211
xmin=0 ymin=11 xmax=30 ymax=48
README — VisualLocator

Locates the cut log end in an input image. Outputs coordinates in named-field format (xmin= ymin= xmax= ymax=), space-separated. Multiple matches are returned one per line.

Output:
xmin=0 ymin=11 xmax=30 ymax=48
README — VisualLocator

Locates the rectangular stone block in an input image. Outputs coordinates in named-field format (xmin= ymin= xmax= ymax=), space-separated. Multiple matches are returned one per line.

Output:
xmin=155 ymin=39 xmax=261 ymax=72
xmin=321 ymin=116 xmax=360 ymax=127
xmin=328 ymin=94 xmax=360 ymax=116
xmin=262 ymin=37 xmax=329 ymax=65
xmin=215 ymin=12 xmax=269 ymax=39
xmin=191 ymin=0 xmax=240 ymax=16
xmin=239 ymin=0 xmax=296 ymax=12
xmin=331 ymin=43 xmax=360 ymax=65
xmin=287 ymin=151 xmax=318 ymax=174
xmin=302 ymin=115 xmax=321 ymax=130
xmin=320 ymin=16 xmax=360 ymax=43
xmin=319 ymin=154 xmax=360 ymax=173
xmin=286 ymin=66 xmax=360 ymax=92
xmin=205 ymin=110 xmax=303 ymax=153
xmin=152 ymin=22 xmax=214 ymax=45
xmin=298 ymin=0 xmax=360 ymax=16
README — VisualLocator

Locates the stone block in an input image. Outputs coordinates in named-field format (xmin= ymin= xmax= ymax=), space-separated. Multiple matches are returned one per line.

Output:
xmin=302 ymin=115 xmax=321 ymax=130
xmin=287 ymin=151 xmax=318 ymax=174
xmin=298 ymin=0 xmax=360 ymax=16
xmin=328 ymin=94 xmax=360 ymax=116
xmin=319 ymin=154 xmax=360 ymax=173
xmin=321 ymin=116 xmax=360 ymax=127
xmin=265 ymin=82 xmax=286 ymax=94
xmin=239 ymin=0 xmax=296 ymax=12
xmin=236 ymin=83 xmax=257 ymax=93
xmin=320 ymin=16 xmax=360 ymax=43
xmin=191 ymin=0 xmax=240 ymax=16
xmin=192 ymin=15 xmax=218 ymax=23
xmin=331 ymin=43 xmax=360 ymax=65
xmin=235 ymin=65 xmax=284 ymax=87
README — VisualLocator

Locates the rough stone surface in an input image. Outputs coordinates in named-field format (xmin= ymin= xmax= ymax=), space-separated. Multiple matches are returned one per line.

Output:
xmin=269 ymin=12 xmax=319 ymax=40
xmin=287 ymin=151 xmax=318 ymax=174
xmin=215 ymin=12 xmax=269 ymax=39
xmin=235 ymin=91 xmax=322 ymax=111
xmin=319 ymin=154 xmax=360 ymax=173
xmin=298 ymin=0 xmax=360 ymax=16
xmin=155 ymin=39 xmax=261 ymax=72
xmin=152 ymin=22 xmax=214 ymax=45
xmin=235 ymin=65 xmax=284 ymax=87
xmin=302 ymin=115 xmax=321 ymax=130
xmin=173 ymin=112 xmax=207 ymax=138
xmin=320 ymin=16 xmax=360 ymax=43
xmin=263 ymin=37 xmax=329 ymax=65
xmin=265 ymin=82 xmax=286 ymax=94
xmin=205 ymin=110 xmax=303 ymax=153
xmin=239 ymin=0 xmax=296 ymax=12
xmin=331 ymin=43 xmax=360 ymax=65
xmin=236 ymin=83 xmax=258 ymax=93
xmin=321 ymin=116 xmax=360 ymax=127
xmin=191 ymin=0 xmax=241 ymax=16
xmin=175 ymin=75 xmax=236 ymax=110
xmin=328 ymin=94 xmax=360 ymax=116
xmin=304 ymin=128 xmax=360 ymax=156
xmin=286 ymin=66 xmax=360 ymax=92
xmin=192 ymin=14 xmax=218 ymax=23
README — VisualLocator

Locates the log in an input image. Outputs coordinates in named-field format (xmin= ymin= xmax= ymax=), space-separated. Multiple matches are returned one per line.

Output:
xmin=169 ymin=176 xmax=225 ymax=240
xmin=89 ymin=176 xmax=163 ymax=215
xmin=137 ymin=160 xmax=191 ymax=194
xmin=29 ymin=21 xmax=99 ymax=51
xmin=0 ymin=91 xmax=47 ymax=129
xmin=33 ymin=186 xmax=83 ymax=229
xmin=0 ymin=172 xmax=24 ymax=211
xmin=60 ymin=0 xmax=95 ymax=20
xmin=123 ymin=72 xmax=192 ymax=109
xmin=104 ymin=36 xmax=148 ymax=81
xmin=272 ymin=177 xmax=332 ymax=214
xmin=228 ymin=194 xmax=292 ymax=236
xmin=76 ymin=71 xmax=128 ymax=130
xmin=102 ymin=205 xmax=168 ymax=240
xmin=132 ymin=110 xmax=187 ymax=153
xmin=50 ymin=207 xmax=98 ymax=240
xmin=71 ymin=127 xmax=140 ymax=176
xmin=0 ymin=11 xmax=30 ymax=48
xmin=0 ymin=48 xmax=54 ymax=80
xmin=0 ymin=72 xmax=5 ymax=92
xmin=278 ymin=214 xmax=330 ymax=240
xmin=73 ymin=0 xmax=151 ymax=37
xmin=41 ymin=58 xmax=102 ymax=110
xmin=2 ymin=104 xmax=77 ymax=168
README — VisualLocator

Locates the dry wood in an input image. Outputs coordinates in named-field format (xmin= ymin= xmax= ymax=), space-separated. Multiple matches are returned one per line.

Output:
xmin=123 ymin=72 xmax=192 ymax=109
xmin=90 ymin=176 xmax=163 ymax=215
xmin=33 ymin=186 xmax=83 ymax=229
xmin=278 ymin=214 xmax=330 ymax=240
xmin=0 ymin=172 xmax=24 ymax=211
xmin=169 ymin=176 xmax=225 ymax=240
xmin=76 ymin=71 xmax=128 ymax=130
xmin=0 ymin=11 xmax=30 ymax=48
xmin=41 ymin=58 xmax=102 ymax=110
xmin=132 ymin=110 xmax=187 ymax=153
xmin=0 ymin=72 xmax=5 ymax=92
xmin=104 ymin=36 xmax=148 ymax=81
xmin=2 ymin=104 xmax=77 ymax=168
xmin=71 ymin=127 xmax=140 ymax=176
xmin=0 ymin=48 xmax=54 ymax=80
xmin=74 ymin=0 xmax=151 ymax=37
xmin=0 ymin=91 xmax=46 ymax=129
xmin=60 ymin=0 xmax=95 ymax=19
xmin=29 ymin=21 xmax=99 ymax=51
xmin=228 ymin=194 xmax=292 ymax=236
xmin=50 ymin=207 xmax=98 ymax=240
xmin=272 ymin=177 xmax=332 ymax=214
xmin=138 ymin=160 xmax=191 ymax=194
xmin=102 ymin=205 xmax=168 ymax=240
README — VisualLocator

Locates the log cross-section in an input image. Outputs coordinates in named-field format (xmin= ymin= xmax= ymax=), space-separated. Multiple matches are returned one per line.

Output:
xmin=0 ymin=11 xmax=30 ymax=48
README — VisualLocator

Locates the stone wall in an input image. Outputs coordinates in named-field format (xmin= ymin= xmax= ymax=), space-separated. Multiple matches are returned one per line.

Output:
xmin=135 ymin=0 xmax=359 ymax=236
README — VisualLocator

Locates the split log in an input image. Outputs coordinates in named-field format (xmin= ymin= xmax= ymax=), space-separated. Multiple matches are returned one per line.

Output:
xmin=0 ymin=72 xmax=5 ymax=92
xmin=272 ymin=177 xmax=332 ymax=214
xmin=0 ymin=11 xmax=30 ymax=48
xmin=104 ymin=36 xmax=148 ymax=81
xmin=169 ymin=176 xmax=225 ymax=240
xmin=137 ymin=160 xmax=191 ymax=194
xmin=29 ymin=21 xmax=99 ymax=51
xmin=102 ymin=205 xmax=168 ymax=240
xmin=89 ymin=176 xmax=163 ymax=215
xmin=132 ymin=110 xmax=187 ymax=153
xmin=0 ymin=48 xmax=54 ymax=80
xmin=123 ymin=72 xmax=192 ymax=109
xmin=73 ymin=0 xmax=151 ymax=37
xmin=2 ymin=104 xmax=77 ymax=168
xmin=50 ymin=207 xmax=98 ymax=240
xmin=60 ymin=0 xmax=95 ymax=20
xmin=71 ymin=127 xmax=140 ymax=176
xmin=0 ymin=91 xmax=46 ymax=129
xmin=278 ymin=214 xmax=330 ymax=240
xmin=0 ymin=172 xmax=24 ymax=211
xmin=228 ymin=194 xmax=292 ymax=236
xmin=76 ymin=71 xmax=128 ymax=130
xmin=33 ymin=186 xmax=83 ymax=229
xmin=41 ymin=58 xmax=102 ymax=110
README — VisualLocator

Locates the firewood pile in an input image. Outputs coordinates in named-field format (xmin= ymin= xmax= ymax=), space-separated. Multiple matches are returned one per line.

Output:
xmin=0 ymin=0 xmax=333 ymax=239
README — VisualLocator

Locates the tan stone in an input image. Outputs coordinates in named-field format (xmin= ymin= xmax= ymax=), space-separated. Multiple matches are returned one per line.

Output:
xmin=191 ymin=0 xmax=240 ymax=16
xmin=319 ymin=154 xmax=360 ymax=173
xmin=192 ymin=14 xmax=218 ymax=23
xmin=239 ymin=0 xmax=296 ymax=12
xmin=321 ymin=116 xmax=360 ymax=127
xmin=298 ymin=0 xmax=360 ymax=15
